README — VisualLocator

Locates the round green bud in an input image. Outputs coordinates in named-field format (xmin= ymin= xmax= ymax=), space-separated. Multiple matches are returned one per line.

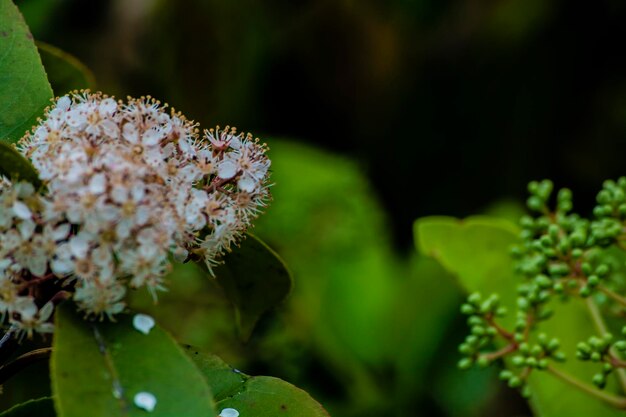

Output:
xmin=597 ymin=190 xmax=612 ymax=205
xmin=519 ymin=216 xmax=534 ymax=229
xmin=499 ymin=370 xmax=513 ymax=380
xmin=476 ymin=356 xmax=490 ymax=368
xmin=466 ymin=335 xmax=479 ymax=346
xmin=525 ymin=357 xmax=538 ymax=368
xmin=593 ymin=206 xmax=606 ymax=217
xmin=589 ymin=337 xmax=602 ymax=349
xmin=558 ymin=201 xmax=573 ymax=212
xmin=538 ymin=359 xmax=549 ymax=370
xmin=548 ymin=225 xmax=560 ymax=239
xmin=537 ymin=180 xmax=553 ymax=200
xmin=535 ymin=274 xmax=552 ymax=288
xmin=553 ymin=282 xmax=564 ymax=293
xmin=577 ymin=342 xmax=591 ymax=354
xmin=603 ymin=363 xmax=614 ymax=373
xmin=553 ymin=351 xmax=566 ymax=362
xmin=528 ymin=181 xmax=540 ymax=194
xmin=571 ymin=248 xmax=583 ymax=258
xmin=521 ymin=386 xmax=532 ymax=398
xmin=458 ymin=344 xmax=472 ymax=355
xmin=467 ymin=316 xmax=482 ymax=326
xmin=558 ymin=238 xmax=571 ymax=252
xmin=508 ymin=376 xmax=522 ymax=388
xmin=517 ymin=297 xmax=530 ymax=311
xmin=527 ymin=196 xmax=544 ymax=212
xmin=580 ymin=286 xmax=591 ymax=297
xmin=496 ymin=307 xmax=508 ymax=317
xmin=540 ymin=235 xmax=554 ymax=247
xmin=558 ymin=188 xmax=573 ymax=202
xmin=531 ymin=345 xmax=543 ymax=356
xmin=514 ymin=332 xmax=525 ymax=343
xmin=614 ymin=341 xmax=626 ymax=352
xmin=548 ymin=338 xmax=560 ymax=352
xmin=468 ymin=292 xmax=482 ymax=305
xmin=591 ymin=352 xmax=602 ymax=362
xmin=512 ymin=356 xmax=526 ymax=367
xmin=587 ymin=275 xmax=600 ymax=287
xmin=581 ymin=262 xmax=593 ymax=275
xmin=458 ymin=358 xmax=473 ymax=370
xmin=548 ymin=263 xmax=570 ymax=276
xmin=596 ymin=264 xmax=610 ymax=276
xmin=461 ymin=304 xmax=475 ymax=315
xmin=538 ymin=308 xmax=553 ymax=321
xmin=592 ymin=373 xmax=606 ymax=389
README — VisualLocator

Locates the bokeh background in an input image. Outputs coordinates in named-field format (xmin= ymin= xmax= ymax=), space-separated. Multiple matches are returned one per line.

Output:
xmin=14 ymin=0 xmax=626 ymax=416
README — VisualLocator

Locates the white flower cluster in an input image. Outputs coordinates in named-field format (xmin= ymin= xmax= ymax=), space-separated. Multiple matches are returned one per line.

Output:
xmin=0 ymin=91 xmax=270 ymax=336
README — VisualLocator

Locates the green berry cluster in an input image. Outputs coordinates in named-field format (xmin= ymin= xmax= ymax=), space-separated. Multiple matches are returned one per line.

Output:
xmin=458 ymin=179 xmax=626 ymax=402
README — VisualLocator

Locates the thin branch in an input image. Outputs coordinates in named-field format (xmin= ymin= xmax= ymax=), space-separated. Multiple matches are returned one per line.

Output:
xmin=480 ymin=343 xmax=518 ymax=362
xmin=586 ymin=297 xmax=626 ymax=394
xmin=0 ymin=347 xmax=51 ymax=384
xmin=485 ymin=314 xmax=514 ymax=341
xmin=598 ymin=285 xmax=626 ymax=307
xmin=547 ymin=365 xmax=626 ymax=409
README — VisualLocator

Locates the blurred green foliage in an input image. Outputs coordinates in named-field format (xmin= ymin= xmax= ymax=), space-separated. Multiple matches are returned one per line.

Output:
xmin=13 ymin=0 xmax=626 ymax=415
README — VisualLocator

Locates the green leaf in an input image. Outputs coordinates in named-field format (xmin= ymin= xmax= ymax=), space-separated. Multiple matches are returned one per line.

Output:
xmin=0 ymin=141 xmax=41 ymax=187
xmin=37 ymin=41 xmax=95 ymax=95
xmin=0 ymin=0 xmax=53 ymax=143
xmin=209 ymin=234 xmax=292 ymax=341
xmin=181 ymin=345 xmax=246 ymax=402
xmin=185 ymin=348 xmax=329 ymax=417
xmin=218 ymin=377 xmax=329 ymax=417
xmin=415 ymin=215 xmax=625 ymax=417
xmin=415 ymin=216 xmax=520 ymax=328
xmin=0 ymin=398 xmax=54 ymax=417
xmin=51 ymin=303 xmax=217 ymax=417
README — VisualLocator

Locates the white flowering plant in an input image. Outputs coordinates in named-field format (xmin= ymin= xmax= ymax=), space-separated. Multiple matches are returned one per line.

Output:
xmin=0 ymin=1 xmax=328 ymax=416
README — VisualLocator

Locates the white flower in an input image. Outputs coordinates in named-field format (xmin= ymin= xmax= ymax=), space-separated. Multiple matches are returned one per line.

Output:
xmin=2 ymin=91 xmax=273 ymax=330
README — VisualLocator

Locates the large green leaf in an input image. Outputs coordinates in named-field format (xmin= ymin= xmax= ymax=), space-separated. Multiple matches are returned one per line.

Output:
xmin=37 ymin=41 xmax=95 ymax=95
xmin=0 ymin=141 xmax=41 ymax=187
xmin=0 ymin=0 xmax=53 ymax=143
xmin=182 ymin=345 xmax=246 ymax=401
xmin=415 ymin=216 xmax=520 ymax=328
xmin=0 ymin=398 xmax=54 ymax=417
xmin=51 ymin=304 xmax=217 ymax=417
xmin=415 ymin=216 xmax=625 ymax=417
xmin=185 ymin=347 xmax=329 ymax=417
xmin=209 ymin=234 xmax=292 ymax=341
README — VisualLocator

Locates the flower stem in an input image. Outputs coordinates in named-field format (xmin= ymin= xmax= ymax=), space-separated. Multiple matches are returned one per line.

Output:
xmin=586 ymin=297 xmax=626 ymax=394
xmin=547 ymin=364 xmax=626 ymax=409
xmin=0 ymin=347 xmax=51 ymax=384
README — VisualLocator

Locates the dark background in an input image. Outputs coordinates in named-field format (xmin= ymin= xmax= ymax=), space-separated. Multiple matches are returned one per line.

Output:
xmin=20 ymin=0 xmax=626 ymax=249
xmin=16 ymin=1 xmax=626 ymax=416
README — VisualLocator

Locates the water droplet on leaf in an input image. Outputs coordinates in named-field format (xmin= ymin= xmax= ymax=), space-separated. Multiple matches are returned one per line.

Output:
xmin=134 ymin=391 xmax=157 ymax=412
xmin=133 ymin=314 xmax=155 ymax=335
xmin=220 ymin=408 xmax=240 ymax=417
